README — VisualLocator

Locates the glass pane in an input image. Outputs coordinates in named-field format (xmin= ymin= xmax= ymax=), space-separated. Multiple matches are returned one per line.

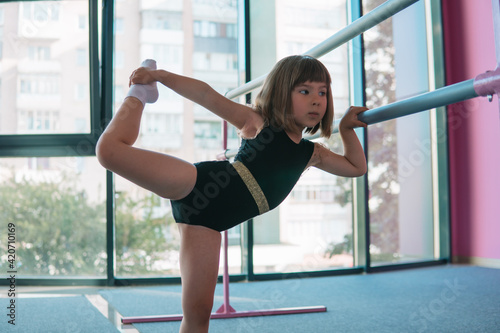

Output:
xmin=0 ymin=157 xmax=106 ymax=277
xmin=250 ymin=0 xmax=353 ymax=274
xmin=363 ymin=0 xmax=435 ymax=265
xmin=0 ymin=1 xmax=91 ymax=135
xmin=113 ymin=0 xmax=244 ymax=277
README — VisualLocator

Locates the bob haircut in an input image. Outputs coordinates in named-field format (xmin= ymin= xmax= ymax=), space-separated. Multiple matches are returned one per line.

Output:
xmin=254 ymin=55 xmax=334 ymax=138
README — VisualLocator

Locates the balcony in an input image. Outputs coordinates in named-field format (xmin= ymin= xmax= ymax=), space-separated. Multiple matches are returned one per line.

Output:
xmin=140 ymin=0 xmax=182 ymax=12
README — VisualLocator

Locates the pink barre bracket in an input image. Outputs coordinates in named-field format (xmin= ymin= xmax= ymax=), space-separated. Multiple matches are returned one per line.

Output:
xmin=473 ymin=0 xmax=500 ymax=107
xmin=474 ymin=66 xmax=500 ymax=98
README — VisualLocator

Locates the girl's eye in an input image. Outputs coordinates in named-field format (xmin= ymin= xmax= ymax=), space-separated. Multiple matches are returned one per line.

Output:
xmin=319 ymin=91 xmax=326 ymax=96
xmin=299 ymin=90 xmax=309 ymax=95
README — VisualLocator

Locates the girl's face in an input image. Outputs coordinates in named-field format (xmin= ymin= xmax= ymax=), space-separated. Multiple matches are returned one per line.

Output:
xmin=290 ymin=81 xmax=328 ymax=132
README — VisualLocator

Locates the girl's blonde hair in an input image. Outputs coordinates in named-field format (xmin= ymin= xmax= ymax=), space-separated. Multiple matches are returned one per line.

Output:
xmin=254 ymin=55 xmax=334 ymax=138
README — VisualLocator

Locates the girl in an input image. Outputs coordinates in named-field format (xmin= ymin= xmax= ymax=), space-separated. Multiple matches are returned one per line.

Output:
xmin=96 ymin=55 xmax=367 ymax=332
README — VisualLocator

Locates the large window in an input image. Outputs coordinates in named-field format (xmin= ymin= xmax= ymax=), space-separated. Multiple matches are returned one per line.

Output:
xmin=112 ymin=0 xmax=244 ymax=277
xmin=0 ymin=0 xmax=102 ymax=281
xmin=363 ymin=0 xmax=438 ymax=266
xmin=248 ymin=0 xmax=353 ymax=274
xmin=0 ymin=0 xmax=448 ymax=285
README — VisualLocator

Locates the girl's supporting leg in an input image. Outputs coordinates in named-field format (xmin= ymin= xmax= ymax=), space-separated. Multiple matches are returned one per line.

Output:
xmin=98 ymin=61 xmax=219 ymax=332
xmin=96 ymin=96 xmax=196 ymax=200
xmin=178 ymin=223 xmax=221 ymax=333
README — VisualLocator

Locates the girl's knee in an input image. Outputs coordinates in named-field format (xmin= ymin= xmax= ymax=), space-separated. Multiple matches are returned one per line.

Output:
xmin=96 ymin=134 xmax=114 ymax=169
xmin=96 ymin=133 xmax=123 ymax=171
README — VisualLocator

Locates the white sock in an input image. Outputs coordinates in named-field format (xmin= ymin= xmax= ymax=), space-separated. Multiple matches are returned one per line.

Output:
xmin=126 ymin=59 xmax=159 ymax=105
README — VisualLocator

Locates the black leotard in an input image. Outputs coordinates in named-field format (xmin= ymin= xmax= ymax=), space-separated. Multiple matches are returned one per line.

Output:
xmin=170 ymin=126 xmax=315 ymax=232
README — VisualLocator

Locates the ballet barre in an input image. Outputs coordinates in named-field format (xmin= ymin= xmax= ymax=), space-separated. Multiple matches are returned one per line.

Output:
xmin=220 ymin=68 xmax=500 ymax=161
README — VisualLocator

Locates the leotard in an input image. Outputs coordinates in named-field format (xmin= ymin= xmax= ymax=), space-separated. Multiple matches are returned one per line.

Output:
xmin=170 ymin=126 xmax=315 ymax=232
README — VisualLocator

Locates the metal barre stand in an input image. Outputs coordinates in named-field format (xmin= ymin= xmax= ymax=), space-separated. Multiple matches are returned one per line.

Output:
xmin=121 ymin=230 xmax=327 ymax=324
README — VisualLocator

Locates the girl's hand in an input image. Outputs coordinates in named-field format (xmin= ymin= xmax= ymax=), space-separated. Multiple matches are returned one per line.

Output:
xmin=339 ymin=106 xmax=368 ymax=130
xmin=129 ymin=67 xmax=157 ymax=87
xmin=309 ymin=105 xmax=368 ymax=177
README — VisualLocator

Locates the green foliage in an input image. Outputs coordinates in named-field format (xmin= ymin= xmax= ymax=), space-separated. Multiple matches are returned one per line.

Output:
xmin=0 ymin=172 xmax=180 ymax=277
xmin=325 ymin=234 xmax=353 ymax=258
xmin=0 ymin=174 xmax=106 ymax=276
xmin=115 ymin=192 xmax=179 ymax=276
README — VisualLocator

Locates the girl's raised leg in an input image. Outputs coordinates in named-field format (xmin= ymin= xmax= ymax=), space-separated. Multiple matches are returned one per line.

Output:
xmin=178 ymin=223 xmax=221 ymax=333
xmin=96 ymin=61 xmax=196 ymax=200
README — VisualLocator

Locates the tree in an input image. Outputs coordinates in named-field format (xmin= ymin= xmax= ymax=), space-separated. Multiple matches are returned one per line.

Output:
xmin=0 ymin=174 xmax=106 ymax=276
xmin=325 ymin=233 xmax=353 ymax=257
xmin=115 ymin=191 xmax=180 ymax=276
xmin=0 ymin=171 xmax=180 ymax=277
xmin=363 ymin=0 xmax=400 ymax=260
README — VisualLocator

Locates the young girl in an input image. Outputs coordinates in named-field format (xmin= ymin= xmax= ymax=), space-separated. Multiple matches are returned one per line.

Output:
xmin=96 ymin=55 xmax=367 ymax=333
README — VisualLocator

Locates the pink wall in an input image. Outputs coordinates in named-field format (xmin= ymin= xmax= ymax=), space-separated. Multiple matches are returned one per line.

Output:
xmin=442 ymin=0 xmax=500 ymax=261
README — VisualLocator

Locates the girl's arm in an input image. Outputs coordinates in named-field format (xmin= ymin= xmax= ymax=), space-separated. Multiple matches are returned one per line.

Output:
xmin=310 ymin=106 xmax=368 ymax=177
xmin=130 ymin=67 xmax=261 ymax=134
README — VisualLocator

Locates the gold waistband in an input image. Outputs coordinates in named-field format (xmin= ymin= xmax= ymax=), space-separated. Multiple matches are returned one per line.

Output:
xmin=232 ymin=161 xmax=269 ymax=215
